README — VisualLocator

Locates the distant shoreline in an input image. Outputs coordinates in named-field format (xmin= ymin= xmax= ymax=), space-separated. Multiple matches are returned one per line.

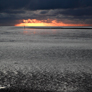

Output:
xmin=24 ymin=26 xmax=92 ymax=29
xmin=0 ymin=26 xmax=92 ymax=29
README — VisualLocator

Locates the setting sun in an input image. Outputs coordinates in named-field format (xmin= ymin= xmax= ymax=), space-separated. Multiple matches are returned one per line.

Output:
xmin=15 ymin=19 xmax=92 ymax=27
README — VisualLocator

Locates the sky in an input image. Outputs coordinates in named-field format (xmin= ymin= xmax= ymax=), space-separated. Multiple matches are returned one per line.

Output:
xmin=0 ymin=0 xmax=92 ymax=26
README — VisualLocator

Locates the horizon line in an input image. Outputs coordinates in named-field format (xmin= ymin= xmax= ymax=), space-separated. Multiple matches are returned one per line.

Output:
xmin=22 ymin=26 xmax=92 ymax=29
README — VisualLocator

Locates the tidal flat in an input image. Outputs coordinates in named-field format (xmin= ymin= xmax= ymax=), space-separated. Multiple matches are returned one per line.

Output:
xmin=0 ymin=26 xmax=92 ymax=92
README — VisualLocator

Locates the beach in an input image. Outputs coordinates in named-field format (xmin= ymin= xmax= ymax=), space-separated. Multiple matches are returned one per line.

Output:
xmin=0 ymin=26 xmax=92 ymax=92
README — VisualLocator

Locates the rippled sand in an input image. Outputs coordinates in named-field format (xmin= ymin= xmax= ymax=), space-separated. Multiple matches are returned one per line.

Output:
xmin=0 ymin=26 xmax=92 ymax=92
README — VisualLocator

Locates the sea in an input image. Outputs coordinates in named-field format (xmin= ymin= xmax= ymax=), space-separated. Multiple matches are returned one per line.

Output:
xmin=0 ymin=26 xmax=92 ymax=72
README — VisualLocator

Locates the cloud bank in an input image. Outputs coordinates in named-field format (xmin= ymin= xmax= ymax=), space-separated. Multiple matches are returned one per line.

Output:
xmin=0 ymin=0 xmax=92 ymax=26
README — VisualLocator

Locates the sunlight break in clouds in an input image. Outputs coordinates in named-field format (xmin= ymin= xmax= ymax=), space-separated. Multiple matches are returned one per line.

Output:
xmin=15 ymin=19 xmax=92 ymax=26
xmin=15 ymin=19 xmax=65 ymax=26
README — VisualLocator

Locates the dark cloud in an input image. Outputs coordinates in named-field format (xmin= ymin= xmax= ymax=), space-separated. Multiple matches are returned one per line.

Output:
xmin=0 ymin=0 xmax=30 ymax=12
xmin=0 ymin=18 xmax=21 ymax=26
xmin=40 ymin=10 xmax=48 ymax=14
xmin=1 ymin=10 xmax=25 ymax=14
xmin=28 ymin=0 xmax=92 ymax=10
xmin=0 ymin=0 xmax=92 ymax=25
xmin=59 ymin=7 xmax=92 ymax=16
xmin=0 ymin=0 xmax=92 ymax=12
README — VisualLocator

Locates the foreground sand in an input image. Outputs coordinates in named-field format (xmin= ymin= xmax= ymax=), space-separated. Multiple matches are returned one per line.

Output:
xmin=0 ymin=68 xmax=92 ymax=92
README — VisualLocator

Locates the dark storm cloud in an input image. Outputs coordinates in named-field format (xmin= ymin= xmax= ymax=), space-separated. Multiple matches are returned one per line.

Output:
xmin=59 ymin=7 xmax=92 ymax=16
xmin=0 ymin=18 xmax=22 ymax=26
xmin=0 ymin=0 xmax=92 ymax=12
xmin=0 ymin=13 xmax=22 ymax=26
xmin=28 ymin=0 xmax=92 ymax=10
xmin=2 ymin=10 xmax=25 ymax=14
xmin=40 ymin=11 xmax=48 ymax=14
xmin=0 ymin=0 xmax=92 ymax=25
xmin=0 ymin=0 xmax=30 ymax=12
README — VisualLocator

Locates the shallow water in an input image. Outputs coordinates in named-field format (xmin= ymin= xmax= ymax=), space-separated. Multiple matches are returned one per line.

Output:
xmin=0 ymin=26 xmax=92 ymax=72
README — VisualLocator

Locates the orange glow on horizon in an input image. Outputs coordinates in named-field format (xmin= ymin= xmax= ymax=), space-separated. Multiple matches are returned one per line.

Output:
xmin=15 ymin=19 xmax=92 ymax=26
